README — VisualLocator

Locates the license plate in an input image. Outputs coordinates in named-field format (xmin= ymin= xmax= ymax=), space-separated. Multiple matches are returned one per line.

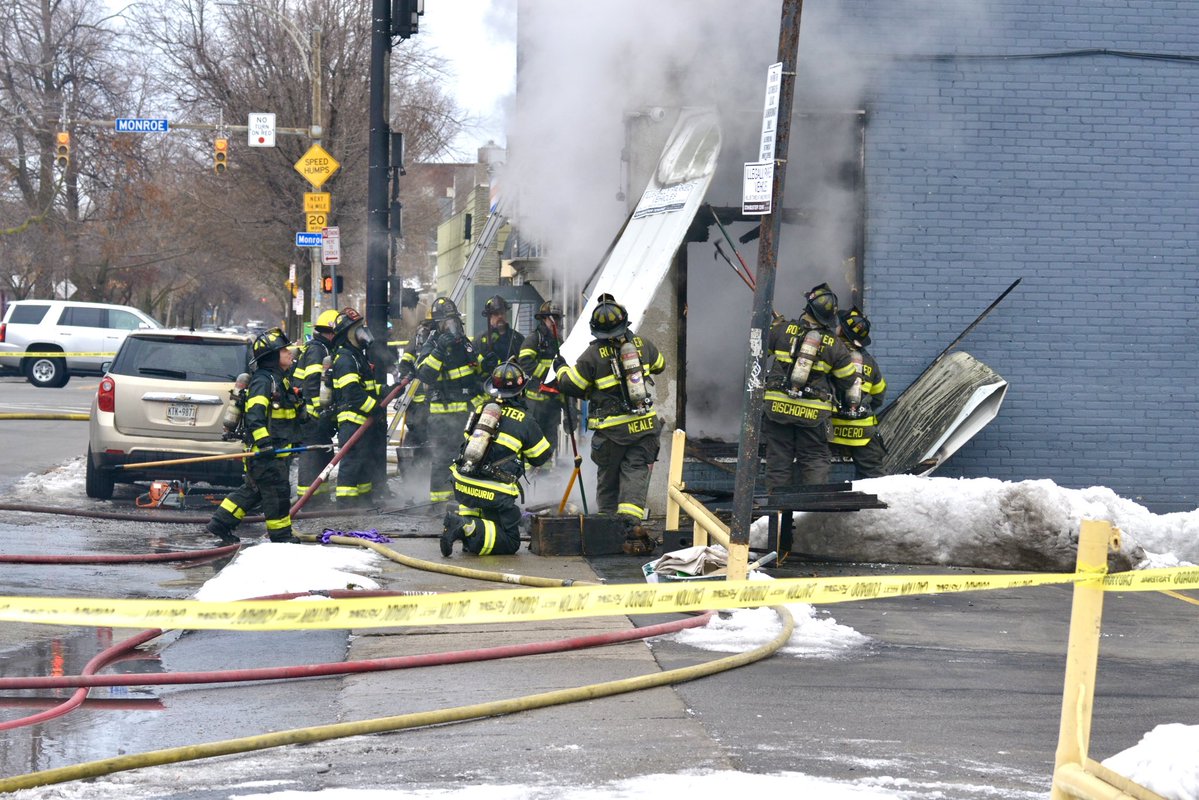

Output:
xmin=166 ymin=403 xmax=197 ymax=425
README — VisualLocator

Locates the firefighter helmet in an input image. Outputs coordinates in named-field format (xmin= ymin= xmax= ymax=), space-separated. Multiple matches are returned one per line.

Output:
xmin=430 ymin=296 xmax=459 ymax=322
xmin=331 ymin=307 xmax=364 ymax=340
xmin=534 ymin=301 xmax=563 ymax=319
xmin=839 ymin=307 xmax=872 ymax=347
xmin=485 ymin=360 xmax=528 ymax=399
xmin=314 ymin=309 xmax=340 ymax=332
xmin=481 ymin=295 xmax=510 ymax=317
xmin=805 ymin=283 xmax=839 ymax=329
xmin=252 ymin=327 xmax=291 ymax=363
xmin=589 ymin=300 xmax=628 ymax=339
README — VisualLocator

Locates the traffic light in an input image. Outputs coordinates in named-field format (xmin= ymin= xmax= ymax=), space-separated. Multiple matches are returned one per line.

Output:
xmin=321 ymin=275 xmax=344 ymax=293
xmin=54 ymin=131 xmax=70 ymax=168
xmin=213 ymin=138 xmax=228 ymax=174
xmin=391 ymin=0 xmax=424 ymax=38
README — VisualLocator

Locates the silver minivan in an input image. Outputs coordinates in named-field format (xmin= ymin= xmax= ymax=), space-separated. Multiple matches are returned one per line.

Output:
xmin=0 ymin=299 xmax=161 ymax=387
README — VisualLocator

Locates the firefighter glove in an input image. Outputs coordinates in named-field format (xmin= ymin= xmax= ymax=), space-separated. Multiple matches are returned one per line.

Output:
xmin=436 ymin=332 xmax=456 ymax=352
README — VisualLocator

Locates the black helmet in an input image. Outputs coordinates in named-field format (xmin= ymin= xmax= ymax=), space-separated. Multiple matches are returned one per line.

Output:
xmin=481 ymin=295 xmax=510 ymax=317
xmin=252 ymin=327 xmax=291 ymax=363
xmin=805 ymin=283 xmax=839 ymax=329
xmin=430 ymin=296 xmax=459 ymax=322
xmin=534 ymin=301 xmax=563 ymax=319
xmin=839 ymin=307 xmax=871 ymax=347
xmin=589 ymin=300 xmax=628 ymax=339
xmin=331 ymin=307 xmax=364 ymax=339
xmin=485 ymin=360 xmax=528 ymax=399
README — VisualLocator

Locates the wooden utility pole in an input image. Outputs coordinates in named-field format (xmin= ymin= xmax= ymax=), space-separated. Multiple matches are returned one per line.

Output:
xmin=728 ymin=0 xmax=804 ymax=580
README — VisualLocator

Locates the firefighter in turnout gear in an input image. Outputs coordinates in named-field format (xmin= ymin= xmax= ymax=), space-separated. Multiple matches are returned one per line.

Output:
xmin=330 ymin=308 xmax=384 ymax=506
xmin=395 ymin=312 xmax=437 ymax=474
xmin=517 ymin=301 xmax=569 ymax=460
xmin=829 ymin=307 xmax=888 ymax=479
xmin=763 ymin=283 xmax=858 ymax=490
xmin=474 ymin=294 xmax=524 ymax=375
xmin=206 ymin=328 xmax=305 ymax=544
xmin=441 ymin=361 xmax=551 ymax=556
xmin=556 ymin=297 xmax=665 ymax=554
xmin=416 ymin=296 xmax=482 ymax=508
xmin=292 ymin=308 xmax=340 ymax=504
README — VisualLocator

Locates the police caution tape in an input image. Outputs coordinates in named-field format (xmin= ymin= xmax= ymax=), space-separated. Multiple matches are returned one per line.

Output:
xmin=2 ymin=568 xmax=1194 ymax=632
xmin=4 ymin=351 xmax=117 ymax=358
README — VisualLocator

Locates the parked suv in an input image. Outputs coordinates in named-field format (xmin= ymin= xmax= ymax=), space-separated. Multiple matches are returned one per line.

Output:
xmin=0 ymin=300 xmax=162 ymax=387
xmin=86 ymin=329 xmax=254 ymax=500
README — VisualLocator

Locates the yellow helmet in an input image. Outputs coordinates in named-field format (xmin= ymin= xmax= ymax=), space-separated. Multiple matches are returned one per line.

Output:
xmin=315 ymin=309 xmax=340 ymax=332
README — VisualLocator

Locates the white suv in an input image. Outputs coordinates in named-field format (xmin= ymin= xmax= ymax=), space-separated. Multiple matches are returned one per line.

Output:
xmin=0 ymin=299 xmax=162 ymax=387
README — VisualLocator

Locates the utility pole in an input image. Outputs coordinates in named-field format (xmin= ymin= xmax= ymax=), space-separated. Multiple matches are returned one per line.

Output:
xmin=307 ymin=27 xmax=323 ymax=335
xmin=728 ymin=0 xmax=804 ymax=580
xmin=366 ymin=0 xmax=391 ymax=345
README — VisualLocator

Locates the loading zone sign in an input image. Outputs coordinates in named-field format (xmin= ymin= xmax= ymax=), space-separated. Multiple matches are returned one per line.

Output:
xmin=742 ymin=161 xmax=774 ymax=215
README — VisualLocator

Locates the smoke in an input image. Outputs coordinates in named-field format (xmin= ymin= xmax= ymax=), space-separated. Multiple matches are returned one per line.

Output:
xmin=503 ymin=0 xmax=992 ymax=439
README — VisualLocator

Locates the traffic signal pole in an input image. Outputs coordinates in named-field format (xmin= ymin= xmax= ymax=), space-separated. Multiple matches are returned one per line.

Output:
xmin=728 ymin=0 xmax=803 ymax=581
xmin=364 ymin=0 xmax=391 ymax=346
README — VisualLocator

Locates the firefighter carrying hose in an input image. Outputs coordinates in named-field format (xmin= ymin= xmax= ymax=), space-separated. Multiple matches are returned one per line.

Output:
xmin=206 ymin=328 xmax=305 ymax=544
xmin=416 ymin=296 xmax=482 ymax=510
xmin=517 ymin=300 xmax=570 ymax=461
xmin=292 ymin=308 xmax=340 ymax=505
xmin=441 ymin=361 xmax=551 ymax=556
xmin=829 ymin=307 xmax=888 ymax=479
xmin=556 ymin=296 xmax=665 ymax=555
xmin=475 ymin=294 xmax=524 ymax=375
xmin=762 ymin=283 xmax=858 ymax=489
xmin=330 ymin=308 xmax=383 ymax=506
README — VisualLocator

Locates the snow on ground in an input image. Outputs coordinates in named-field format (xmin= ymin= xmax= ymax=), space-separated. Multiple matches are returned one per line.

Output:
xmin=192 ymin=541 xmax=383 ymax=601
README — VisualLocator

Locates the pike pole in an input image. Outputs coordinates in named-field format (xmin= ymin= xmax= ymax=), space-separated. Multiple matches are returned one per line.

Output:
xmin=109 ymin=445 xmax=331 ymax=471
xmin=289 ymin=381 xmax=408 ymax=516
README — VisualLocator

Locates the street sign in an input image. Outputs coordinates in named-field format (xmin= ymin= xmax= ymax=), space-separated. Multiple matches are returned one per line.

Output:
xmin=306 ymin=212 xmax=327 ymax=233
xmin=742 ymin=161 xmax=774 ymax=215
xmin=759 ymin=62 xmax=783 ymax=163
xmin=247 ymin=113 xmax=276 ymax=148
xmin=296 ymin=232 xmax=323 ymax=248
xmin=293 ymin=144 xmax=340 ymax=189
xmin=304 ymin=192 xmax=331 ymax=213
xmin=322 ymin=226 xmax=341 ymax=265
xmin=115 ymin=118 xmax=169 ymax=133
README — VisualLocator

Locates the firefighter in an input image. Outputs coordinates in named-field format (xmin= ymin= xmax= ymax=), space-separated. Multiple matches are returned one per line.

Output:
xmin=292 ymin=308 xmax=340 ymax=505
xmin=394 ymin=312 xmax=437 ymax=476
xmin=830 ymin=307 xmax=888 ymax=479
xmin=206 ymin=328 xmax=305 ymax=544
xmin=441 ymin=361 xmax=552 ymax=556
xmin=330 ymin=308 xmax=383 ymax=506
xmin=416 ymin=296 xmax=482 ymax=510
xmin=762 ymin=283 xmax=858 ymax=490
xmin=475 ymin=294 xmax=524 ymax=375
xmin=517 ymin=301 xmax=569 ymax=460
xmin=556 ymin=297 xmax=665 ymax=555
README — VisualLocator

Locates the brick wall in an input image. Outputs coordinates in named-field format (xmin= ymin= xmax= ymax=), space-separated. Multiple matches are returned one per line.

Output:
xmin=833 ymin=1 xmax=1199 ymax=510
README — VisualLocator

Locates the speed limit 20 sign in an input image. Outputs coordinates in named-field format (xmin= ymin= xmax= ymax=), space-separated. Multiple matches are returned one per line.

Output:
xmin=306 ymin=212 xmax=327 ymax=233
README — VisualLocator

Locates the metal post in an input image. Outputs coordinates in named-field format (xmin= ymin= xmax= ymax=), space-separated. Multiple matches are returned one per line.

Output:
xmin=727 ymin=0 xmax=803 ymax=581
xmin=365 ymin=0 xmax=391 ymax=344
xmin=307 ymin=28 xmax=323 ymax=334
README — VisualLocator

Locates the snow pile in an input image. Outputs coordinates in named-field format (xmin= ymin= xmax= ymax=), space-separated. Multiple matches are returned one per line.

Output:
xmin=193 ymin=542 xmax=383 ymax=601
xmin=664 ymin=603 xmax=868 ymax=658
xmin=760 ymin=475 xmax=1199 ymax=571
xmin=1103 ymin=723 xmax=1199 ymax=800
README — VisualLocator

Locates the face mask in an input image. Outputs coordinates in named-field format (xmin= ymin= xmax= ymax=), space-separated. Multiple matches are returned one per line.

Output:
xmin=354 ymin=326 xmax=375 ymax=347
xmin=442 ymin=317 xmax=464 ymax=340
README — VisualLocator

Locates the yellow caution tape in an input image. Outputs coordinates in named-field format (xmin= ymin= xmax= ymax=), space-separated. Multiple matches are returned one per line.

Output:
xmin=0 ymin=570 xmax=1090 ymax=632
xmin=4 ymin=351 xmax=117 ymax=358
xmin=2 ymin=567 xmax=1194 ymax=633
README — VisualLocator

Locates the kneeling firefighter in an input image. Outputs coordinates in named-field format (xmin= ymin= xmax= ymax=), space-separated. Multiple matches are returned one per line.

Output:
xmin=441 ymin=361 xmax=552 ymax=556
xmin=207 ymin=328 xmax=306 ymax=544
xmin=556 ymin=297 xmax=665 ymax=555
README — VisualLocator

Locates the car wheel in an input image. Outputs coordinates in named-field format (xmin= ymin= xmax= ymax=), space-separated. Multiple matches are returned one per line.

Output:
xmin=26 ymin=353 xmax=70 ymax=388
xmin=85 ymin=446 xmax=115 ymax=500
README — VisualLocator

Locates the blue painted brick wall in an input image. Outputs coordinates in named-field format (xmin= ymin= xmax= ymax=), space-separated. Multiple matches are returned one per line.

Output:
xmin=825 ymin=1 xmax=1199 ymax=511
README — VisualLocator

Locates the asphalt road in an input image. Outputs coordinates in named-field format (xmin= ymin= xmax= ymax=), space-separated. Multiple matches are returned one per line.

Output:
xmin=0 ymin=376 xmax=1196 ymax=798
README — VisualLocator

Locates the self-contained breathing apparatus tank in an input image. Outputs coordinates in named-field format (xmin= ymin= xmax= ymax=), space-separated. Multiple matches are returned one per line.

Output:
xmin=318 ymin=356 xmax=333 ymax=407
xmin=460 ymin=402 xmax=502 ymax=474
xmin=221 ymin=372 xmax=251 ymax=438
xmin=845 ymin=350 xmax=864 ymax=409
xmin=787 ymin=329 xmax=823 ymax=396
xmin=618 ymin=340 xmax=647 ymax=406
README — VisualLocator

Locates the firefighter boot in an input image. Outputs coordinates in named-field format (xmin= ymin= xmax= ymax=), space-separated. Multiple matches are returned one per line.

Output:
xmin=440 ymin=512 xmax=466 ymax=557
xmin=268 ymin=531 xmax=300 ymax=544
xmin=621 ymin=521 xmax=657 ymax=556
xmin=206 ymin=521 xmax=240 ymax=545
